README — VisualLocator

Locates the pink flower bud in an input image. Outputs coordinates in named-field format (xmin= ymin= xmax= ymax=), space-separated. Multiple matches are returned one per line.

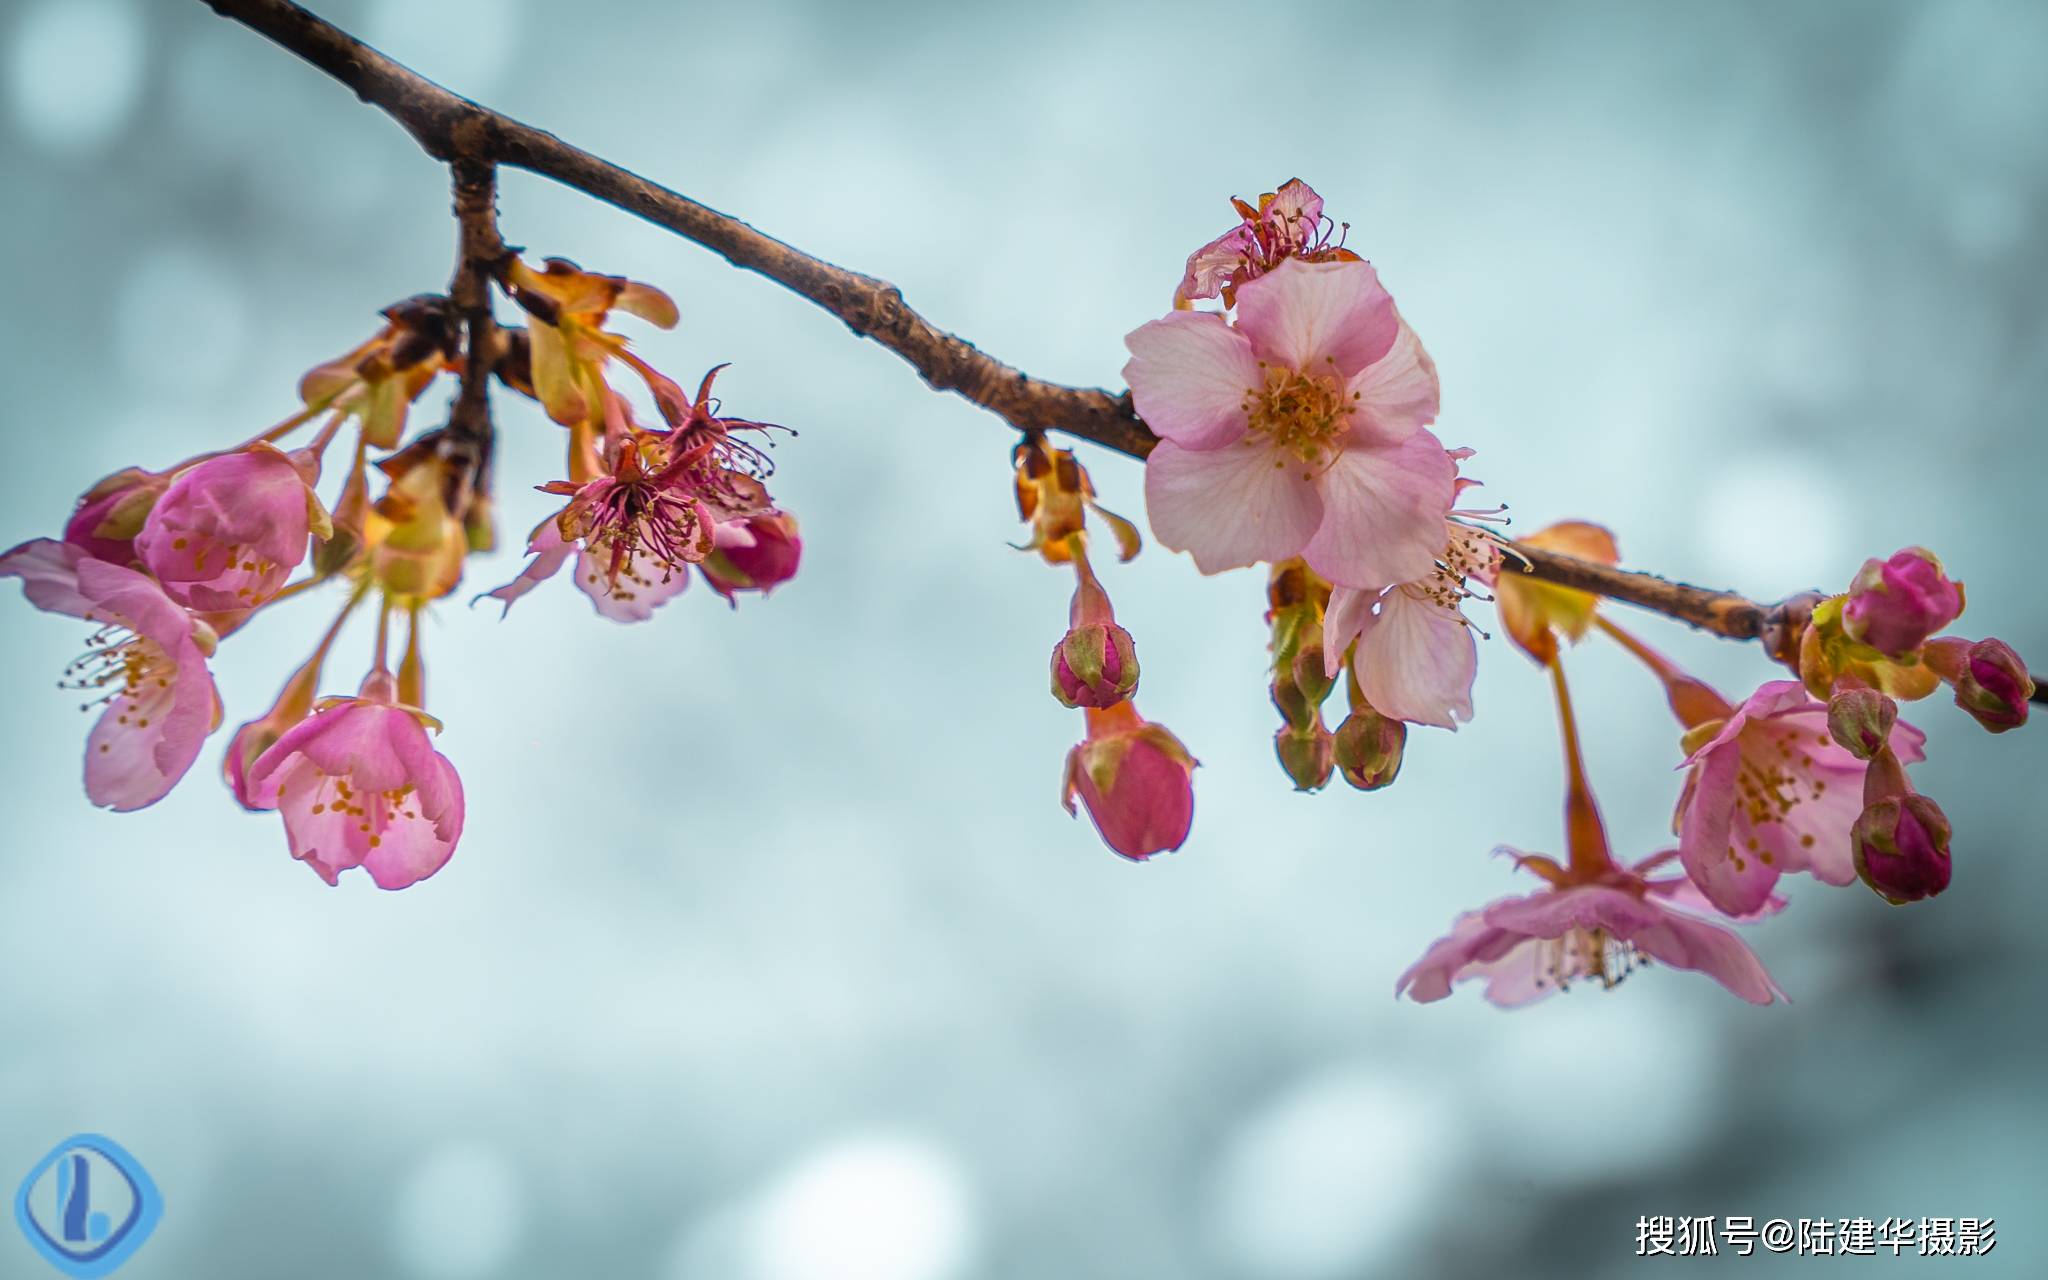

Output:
xmin=701 ymin=512 xmax=802 ymax=600
xmin=1061 ymin=705 xmax=1196 ymax=861
xmin=1825 ymin=687 xmax=1896 ymax=760
xmin=1851 ymin=793 xmax=1952 ymax=905
xmin=1841 ymin=547 xmax=1963 ymax=657
xmin=1051 ymin=621 xmax=1139 ymax=709
xmin=65 ymin=468 xmax=168 ymax=567
xmin=1274 ymin=725 xmax=1334 ymax=791
xmin=1953 ymin=638 xmax=2033 ymax=733
xmin=1332 ymin=707 xmax=1406 ymax=791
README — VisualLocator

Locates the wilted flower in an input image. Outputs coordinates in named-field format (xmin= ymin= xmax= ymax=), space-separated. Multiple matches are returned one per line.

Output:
xmin=1178 ymin=178 xmax=1360 ymax=306
xmin=1491 ymin=520 xmax=1620 ymax=666
xmin=499 ymin=256 xmax=680 ymax=428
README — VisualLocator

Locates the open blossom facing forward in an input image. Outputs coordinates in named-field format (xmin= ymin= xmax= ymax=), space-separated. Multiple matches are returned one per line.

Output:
xmin=1125 ymin=258 xmax=1454 ymax=589
xmin=1 ymin=539 xmax=221 ymax=810
xmin=244 ymin=670 xmax=464 ymax=890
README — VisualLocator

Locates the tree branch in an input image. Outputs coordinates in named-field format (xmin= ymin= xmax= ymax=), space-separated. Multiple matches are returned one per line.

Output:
xmin=196 ymin=0 xmax=2046 ymax=702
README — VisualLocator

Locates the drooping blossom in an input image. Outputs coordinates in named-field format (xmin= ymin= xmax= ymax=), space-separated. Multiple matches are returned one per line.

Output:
xmin=701 ymin=512 xmax=803 ymax=601
xmin=1400 ymin=657 xmax=1783 ymax=1007
xmin=1062 ymin=701 xmax=1196 ymax=861
xmin=1841 ymin=547 xmax=1963 ymax=659
xmin=1125 ymin=258 xmax=1454 ymax=589
xmin=0 ymin=539 xmax=221 ymax=811
xmin=223 ymin=597 xmax=359 ymax=809
xmin=1178 ymin=179 xmax=1360 ymax=306
xmin=1397 ymin=852 xmax=1786 ymax=1007
xmin=134 ymin=445 xmax=330 ymax=613
xmin=1322 ymin=518 xmax=1500 ymax=729
xmin=485 ymin=369 xmax=780 ymax=623
xmin=1675 ymin=679 xmax=1926 ymax=917
xmin=243 ymin=669 xmax=464 ymax=890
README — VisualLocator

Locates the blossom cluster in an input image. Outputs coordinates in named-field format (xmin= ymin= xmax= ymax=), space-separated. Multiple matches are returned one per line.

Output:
xmin=3 ymin=257 xmax=799 ymax=889
xmin=1105 ymin=180 xmax=2035 ymax=1008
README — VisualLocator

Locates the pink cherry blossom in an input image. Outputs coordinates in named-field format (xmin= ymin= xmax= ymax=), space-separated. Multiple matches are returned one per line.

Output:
xmin=64 ymin=467 xmax=170 ymax=567
xmin=0 ymin=538 xmax=221 ymax=810
xmin=1125 ymin=258 xmax=1454 ymax=590
xmin=1322 ymin=521 xmax=1499 ymax=728
xmin=1396 ymin=852 xmax=1785 ymax=1007
xmin=244 ymin=670 xmax=464 ymax=889
xmin=1061 ymin=702 xmax=1196 ymax=861
xmin=1675 ymin=679 xmax=1927 ymax=916
xmin=134 ymin=445 xmax=327 ymax=612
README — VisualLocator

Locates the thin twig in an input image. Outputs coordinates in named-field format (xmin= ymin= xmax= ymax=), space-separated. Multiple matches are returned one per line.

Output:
xmin=196 ymin=0 xmax=2046 ymax=699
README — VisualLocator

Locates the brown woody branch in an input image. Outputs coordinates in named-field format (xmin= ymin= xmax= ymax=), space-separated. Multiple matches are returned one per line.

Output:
xmin=198 ymin=0 xmax=2045 ymax=701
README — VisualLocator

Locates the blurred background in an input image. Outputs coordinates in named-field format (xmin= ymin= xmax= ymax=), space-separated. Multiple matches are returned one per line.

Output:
xmin=2 ymin=0 xmax=2044 ymax=1276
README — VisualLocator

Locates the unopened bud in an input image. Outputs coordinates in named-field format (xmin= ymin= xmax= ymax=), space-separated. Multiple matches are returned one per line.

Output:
xmin=1051 ymin=622 xmax=1139 ymax=709
xmin=1842 ymin=547 xmax=1963 ymax=658
xmin=1826 ymin=687 xmax=1896 ymax=760
xmin=1332 ymin=707 xmax=1406 ymax=791
xmin=1953 ymin=638 xmax=2032 ymax=733
xmin=1275 ymin=725 xmax=1334 ymax=792
xmin=1290 ymin=643 xmax=1336 ymax=708
xmin=1852 ymin=793 xmax=1953 ymax=905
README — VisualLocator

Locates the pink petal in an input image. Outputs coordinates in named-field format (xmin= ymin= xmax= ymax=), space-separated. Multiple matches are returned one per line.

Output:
xmin=480 ymin=521 xmax=575 ymax=616
xmin=1143 ymin=439 xmax=1322 ymax=574
xmin=1299 ymin=430 xmax=1456 ymax=590
xmin=1320 ymin=585 xmax=1383 ymax=680
xmin=1122 ymin=311 xmax=1260 ymax=451
xmin=574 ymin=544 xmax=692 ymax=623
xmin=1234 ymin=258 xmax=1398 ymax=379
xmin=1177 ymin=225 xmax=1255 ymax=302
xmin=1354 ymin=588 xmax=1477 ymax=729
xmin=0 ymin=538 xmax=95 ymax=618
xmin=1482 ymin=885 xmax=1665 ymax=939
xmin=1346 ymin=316 xmax=1440 ymax=445
xmin=1633 ymin=906 xmax=1786 ymax=1005
xmin=1676 ymin=742 xmax=1783 ymax=916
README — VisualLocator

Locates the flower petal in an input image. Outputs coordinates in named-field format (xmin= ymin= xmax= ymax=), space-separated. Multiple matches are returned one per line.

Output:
xmin=1122 ymin=311 xmax=1260 ymax=451
xmin=1143 ymin=439 xmax=1322 ymax=574
xmin=1355 ymin=588 xmax=1477 ymax=729
xmin=1346 ymin=315 xmax=1440 ymax=445
xmin=1299 ymin=430 xmax=1456 ymax=590
xmin=1677 ymin=741 xmax=1783 ymax=916
xmin=1234 ymin=258 xmax=1398 ymax=378
xmin=1633 ymin=907 xmax=1786 ymax=1005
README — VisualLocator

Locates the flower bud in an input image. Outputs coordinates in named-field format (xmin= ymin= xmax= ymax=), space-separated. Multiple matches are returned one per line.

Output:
xmin=1290 ymin=643 xmax=1336 ymax=708
xmin=1274 ymin=725 xmax=1334 ymax=792
xmin=1826 ymin=687 xmax=1896 ymax=760
xmin=1332 ymin=707 xmax=1406 ymax=791
xmin=1062 ymin=706 xmax=1196 ymax=861
xmin=1051 ymin=621 xmax=1139 ymax=709
xmin=1841 ymin=547 xmax=1963 ymax=658
xmin=1852 ymin=793 xmax=1953 ymax=905
xmin=1953 ymin=638 xmax=2033 ymax=733
xmin=702 ymin=512 xmax=802 ymax=600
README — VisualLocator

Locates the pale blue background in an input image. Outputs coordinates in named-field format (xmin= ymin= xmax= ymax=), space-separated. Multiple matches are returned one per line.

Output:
xmin=2 ymin=1 xmax=2044 ymax=1277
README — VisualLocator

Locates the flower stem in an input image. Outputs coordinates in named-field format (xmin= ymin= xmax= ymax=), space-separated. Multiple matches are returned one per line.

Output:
xmin=1549 ymin=658 xmax=1616 ymax=879
xmin=1595 ymin=615 xmax=1734 ymax=729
